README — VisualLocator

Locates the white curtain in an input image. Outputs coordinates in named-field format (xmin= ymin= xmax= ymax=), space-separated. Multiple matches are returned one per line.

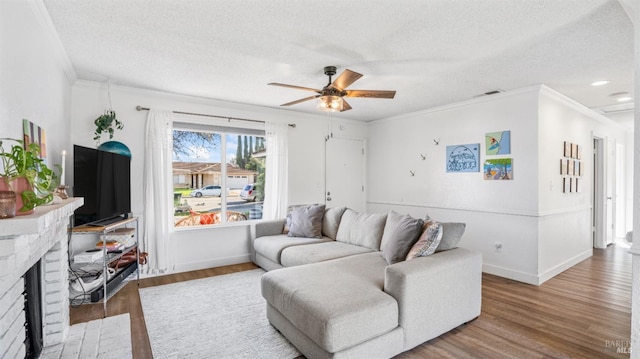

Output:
xmin=143 ymin=110 xmax=175 ymax=274
xmin=263 ymin=122 xmax=289 ymax=219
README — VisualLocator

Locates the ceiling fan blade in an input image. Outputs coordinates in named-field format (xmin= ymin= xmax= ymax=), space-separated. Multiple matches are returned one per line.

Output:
xmin=268 ymin=82 xmax=321 ymax=93
xmin=330 ymin=69 xmax=363 ymax=91
xmin=345 ymin=90 xmax=396 ymax=99
xmin=340 ymin=99 xmax=353 ymax=112
xmin=280 ymin=95 xmax=320 ymax=107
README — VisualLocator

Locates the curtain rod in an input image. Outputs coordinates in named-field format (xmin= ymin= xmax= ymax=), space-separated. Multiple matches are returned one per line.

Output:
xmin=135 ymin=106 xmax=296 ymax=128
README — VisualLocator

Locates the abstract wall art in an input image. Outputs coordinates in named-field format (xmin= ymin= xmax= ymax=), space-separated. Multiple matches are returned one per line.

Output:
xmin=22 ymin=119 xmax=47 ymax=159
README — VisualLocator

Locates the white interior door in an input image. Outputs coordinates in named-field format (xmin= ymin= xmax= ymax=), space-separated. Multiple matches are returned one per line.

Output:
xmin=593 ymin=137 xmax=605 ymax=248
xmin=606 ymin=139 xmax=616 ymax=245
xmin=325 ymin=137 xmax=365 ymax=212
xmin=593 ymin=137 xmax=615 ymax=248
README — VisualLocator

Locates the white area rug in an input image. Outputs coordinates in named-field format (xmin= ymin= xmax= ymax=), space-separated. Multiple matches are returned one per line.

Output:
xmin=139 ymin=269 xmax=301 ymax=359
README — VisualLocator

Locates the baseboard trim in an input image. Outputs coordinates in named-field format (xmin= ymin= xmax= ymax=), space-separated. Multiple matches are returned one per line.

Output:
xmin=483 ymin=264 xmax=539 ymax=285
xmin=483 ymin=249 xmax=593 ymax=285
xmin=173 ymin=254 xmax=252 ymax=274
xmin=537 ymin=249 xmax=593 ymax=285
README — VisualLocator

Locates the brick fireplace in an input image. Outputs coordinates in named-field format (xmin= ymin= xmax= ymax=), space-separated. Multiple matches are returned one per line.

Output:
xmin=0 ymin=198 xmax=83 ymax=359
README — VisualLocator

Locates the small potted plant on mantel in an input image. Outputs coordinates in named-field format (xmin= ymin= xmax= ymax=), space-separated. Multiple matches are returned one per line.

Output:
xmin=0 ymin=138 xmax=58 ymax=215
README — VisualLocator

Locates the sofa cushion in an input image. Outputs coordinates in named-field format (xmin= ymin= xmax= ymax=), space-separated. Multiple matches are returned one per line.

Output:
xmin=280 ymin=241 xmax=373 ymax=267
xmin=262 ymin=252 xmax=398 ymax=353
xmin=380 ymin=211 xmax=424 ymax=264
xmin=253 ymin=234 xmax=330 ymax=264
xmin=406 ymin=219 xmax=443 ymax=260
xmin=322 ymin=206 xmax=347 ymax=240
xmin=335 ymin=209 xmax=387 ymax=250
xmin=288 ymin=204 xmax=326 ymax=238
xmin=437 ymin=222 xmax=466 ymax=252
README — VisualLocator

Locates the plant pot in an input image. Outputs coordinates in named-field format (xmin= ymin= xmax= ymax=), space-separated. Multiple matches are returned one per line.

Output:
xmin=0 ymin=177 xmax=34 ymax=215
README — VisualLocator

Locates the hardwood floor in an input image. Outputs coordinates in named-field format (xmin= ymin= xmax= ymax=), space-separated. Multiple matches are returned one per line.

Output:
xmin=70 ymin=246 xmax=631 ymax=359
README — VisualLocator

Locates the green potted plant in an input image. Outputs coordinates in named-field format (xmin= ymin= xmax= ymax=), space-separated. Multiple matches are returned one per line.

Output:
xmin=93 ymin=109 xmax=123 ymax=145
xmin=0 ymin=138 xmax=59 ymax=214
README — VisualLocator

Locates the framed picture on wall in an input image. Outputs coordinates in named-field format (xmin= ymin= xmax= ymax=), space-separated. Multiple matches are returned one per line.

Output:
xmin=446 ymin=144 xmax=480 ymax=173
xmin=564 ymin=141 xmax=571 ymax=157
xmin=485 ymin=130 xmax=511 ymax=155
xmin=560 ymin=159 xmax=567 ymax=175
xmin=577 ymin=145 xmax=582 ymax=160
xmin=563 ymin=177 xmax=570 ymax=193
xmin=568 ymin=160 xmax=574 ymax=175
xmin=571 ymin=143 xmax=578 ymax=159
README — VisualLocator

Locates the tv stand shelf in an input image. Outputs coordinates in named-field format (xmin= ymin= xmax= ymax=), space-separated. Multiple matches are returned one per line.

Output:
xmin=72 ymin=216 xmax=138 ymax=234
xmin=69 ymin=217 xmax=139 ymax=316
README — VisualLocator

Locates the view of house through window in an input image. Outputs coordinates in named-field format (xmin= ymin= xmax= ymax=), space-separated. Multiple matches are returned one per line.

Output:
xmin=172 ymin=126 xmax=266 ymax=227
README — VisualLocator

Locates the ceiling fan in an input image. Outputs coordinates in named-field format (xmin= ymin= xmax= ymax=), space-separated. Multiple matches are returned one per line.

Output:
xmin=268 ymin=66 xmax=396 ymax=112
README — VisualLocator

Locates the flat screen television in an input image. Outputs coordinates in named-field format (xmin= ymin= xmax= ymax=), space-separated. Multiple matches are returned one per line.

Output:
xmin=73 ymin=145 xmax=131 ymax=226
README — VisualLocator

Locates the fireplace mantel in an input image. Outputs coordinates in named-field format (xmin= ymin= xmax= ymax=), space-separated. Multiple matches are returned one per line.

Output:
xmin=0 ymin=197 xmax=83 ymax=237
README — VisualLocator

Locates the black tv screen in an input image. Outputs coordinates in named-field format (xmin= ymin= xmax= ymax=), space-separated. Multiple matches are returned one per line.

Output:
xmin=73 ymin=145 xmax=131 ymax=226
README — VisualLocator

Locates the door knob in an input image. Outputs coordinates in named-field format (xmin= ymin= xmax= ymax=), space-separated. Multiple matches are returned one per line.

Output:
xmin=326 ymin=197 xmax=332 ymax=201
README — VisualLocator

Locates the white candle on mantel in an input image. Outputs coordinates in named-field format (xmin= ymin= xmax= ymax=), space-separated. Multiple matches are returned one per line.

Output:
xmin=60 ymin=150 xmax=66 ymax=186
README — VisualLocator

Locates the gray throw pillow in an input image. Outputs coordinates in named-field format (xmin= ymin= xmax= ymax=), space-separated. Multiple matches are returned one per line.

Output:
xmin=287 ymin=204 xmax=326 ymax=238
xmin=336 ymin=209 xmax=388 ymax=250
xmin=284 ymin=204 xmax=318 ymax=234
xmin=436 ymin=222 xmax=466 ymax=251
xmin=380 ymin=211 xmax=424 ymax=264
xmin=406 ymin=219 xmax=443 ymax=260
xmin=322 ymin=206 xmax=347 ymax=240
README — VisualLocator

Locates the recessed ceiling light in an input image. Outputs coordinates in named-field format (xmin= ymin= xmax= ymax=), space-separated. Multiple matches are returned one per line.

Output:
xmin=591 ymin=80 xmax=610 ymax=86
xmin=617 ymin=96 xmax=632 ymax=102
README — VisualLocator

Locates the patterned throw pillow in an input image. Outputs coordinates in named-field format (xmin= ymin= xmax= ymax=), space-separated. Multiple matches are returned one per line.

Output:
xmin=406 ymin=219 xmax=443 ymax=260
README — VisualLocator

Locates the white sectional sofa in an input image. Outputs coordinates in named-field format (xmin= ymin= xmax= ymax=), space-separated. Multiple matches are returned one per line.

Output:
xmin=252 ymin=205 xmax=482 ymax=359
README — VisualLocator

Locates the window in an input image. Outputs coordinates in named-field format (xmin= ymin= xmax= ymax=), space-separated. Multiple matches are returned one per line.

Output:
xmin=172 ymin=124 xmax=266 ymax=227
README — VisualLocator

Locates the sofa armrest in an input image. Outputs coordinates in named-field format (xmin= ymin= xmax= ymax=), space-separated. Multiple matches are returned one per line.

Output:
xmin=384 ymin=247 xmax=482 ymax=350
xmin=255 ymin=219 xmax=286 ymax=238
xmin=251 ymin=219 xmax=286 ymax=262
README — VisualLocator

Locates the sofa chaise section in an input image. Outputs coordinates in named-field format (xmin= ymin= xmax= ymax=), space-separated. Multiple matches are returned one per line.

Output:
xmin=262 ymin=252 xmax=405 ymax=358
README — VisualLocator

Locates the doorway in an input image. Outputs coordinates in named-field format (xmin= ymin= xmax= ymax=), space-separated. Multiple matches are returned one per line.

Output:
xmin=325 ymin=137 xmax=366 ymax=212
xmin=592 ymin=137 xmax=616 ymax=248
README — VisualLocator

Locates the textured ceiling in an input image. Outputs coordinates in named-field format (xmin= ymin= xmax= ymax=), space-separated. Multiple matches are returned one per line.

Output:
xmin=43 ymin=0 xmax=634 ymax=122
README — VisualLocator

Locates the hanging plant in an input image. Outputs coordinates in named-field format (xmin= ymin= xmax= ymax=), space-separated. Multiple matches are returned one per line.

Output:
xmin=93 ymin=109 xmax=123 ymax=145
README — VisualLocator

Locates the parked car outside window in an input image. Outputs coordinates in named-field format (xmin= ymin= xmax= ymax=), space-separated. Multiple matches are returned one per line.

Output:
xmin=190 ymin=185 xmax=222 ymax=197
xmin=240 ymin=184 xmax=256 ymax=201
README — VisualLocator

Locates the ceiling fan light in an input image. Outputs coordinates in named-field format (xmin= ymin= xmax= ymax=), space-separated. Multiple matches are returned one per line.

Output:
xmin=317 ymin=95 xmax=344 ymax=112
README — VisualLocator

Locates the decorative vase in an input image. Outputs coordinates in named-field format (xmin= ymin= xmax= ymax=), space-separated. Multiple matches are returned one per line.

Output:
xmin=0 ymin=191 xmax=16 ymax=218
xmin=0 ymin=177 xmax=35 ymax=215
xmin=98 ymin=141 xmax=132 ymax=158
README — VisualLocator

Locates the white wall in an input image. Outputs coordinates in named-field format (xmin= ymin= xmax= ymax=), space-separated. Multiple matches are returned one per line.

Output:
xmin=368 ymin=85 xmax=628 ymax=284
xmin=368 ymin=87 xmax=542 ymax=283
xmin=69 ymin=81 xmax=367 ymax=272
xmin=0 ymin=0 xmax=74 ymax=170
xmin=537 ymin=88 xmax=627 ymax=280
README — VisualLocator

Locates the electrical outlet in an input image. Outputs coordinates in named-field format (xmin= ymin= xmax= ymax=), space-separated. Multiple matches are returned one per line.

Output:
xmin=494 ymin=242 xmax=502 ymax=252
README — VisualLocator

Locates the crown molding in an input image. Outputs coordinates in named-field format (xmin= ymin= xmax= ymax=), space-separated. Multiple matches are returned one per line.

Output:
xmin=538 ymin=85 xmax=625 ymax=130
xmin=27 ymin=0 xmax=77 ymax=83
xmin=618 ymin=0 xmax=638 ymax=25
